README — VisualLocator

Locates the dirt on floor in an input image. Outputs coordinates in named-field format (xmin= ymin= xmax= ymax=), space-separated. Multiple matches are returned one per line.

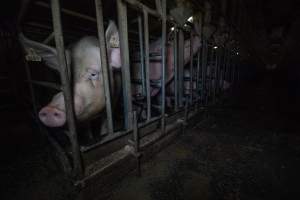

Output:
xmin=1 ymin=77 xmax=300 ymax=200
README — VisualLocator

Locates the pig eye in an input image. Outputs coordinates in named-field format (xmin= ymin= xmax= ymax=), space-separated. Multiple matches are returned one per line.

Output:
xmin=86 ymin=69 xmax=100 ymax=80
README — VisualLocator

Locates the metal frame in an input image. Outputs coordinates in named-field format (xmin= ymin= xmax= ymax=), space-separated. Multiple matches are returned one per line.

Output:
xmin=24 ymin=0 xmax=241 ymax=184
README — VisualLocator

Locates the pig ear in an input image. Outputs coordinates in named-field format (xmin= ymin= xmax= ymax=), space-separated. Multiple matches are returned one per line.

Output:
xmin=105 ymin=20 xmax=119 ymax=48
xmin=19 ymin=33 xmax=60 ymax=71
xmin=105 ymin=21 xmax=121 ymax=69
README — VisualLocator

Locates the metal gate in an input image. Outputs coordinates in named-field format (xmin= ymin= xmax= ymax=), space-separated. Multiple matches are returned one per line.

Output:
xmin=24 ymin=0 xmax=240 ymax=185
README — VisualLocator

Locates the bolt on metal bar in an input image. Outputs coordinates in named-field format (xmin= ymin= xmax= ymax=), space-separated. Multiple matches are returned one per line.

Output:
xmin=174 ymin=27 xmax=178 ymax=110
xmin=178 ymin=29 xmax=184 ymax=107
xmin=189 ymin=31 xmax=194 ymax=105
xmin=95 ymin=0 xmax=114 ymax=134
xmin=117 ymin=0 xmax=133 ymax=130
xmin=143 ymin=9 xmax=151 ymax=121
xmin=50 ymin=0 xmax=82 ymax=178
xmin=160 ymin=0 xmax=166 ymax=133
xmin=137 ymin=16 xmax=146 ymax=97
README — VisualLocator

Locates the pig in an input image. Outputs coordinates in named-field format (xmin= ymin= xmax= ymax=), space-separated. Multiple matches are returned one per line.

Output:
xmin=20 ymin=21 xmax=121 ymax=128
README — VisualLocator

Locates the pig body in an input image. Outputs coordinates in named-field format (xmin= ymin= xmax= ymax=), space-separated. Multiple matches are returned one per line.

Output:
xmin=20 ymin=21 xmax=121 ymax=128
xmin=131 ymin=34 xmax=202 ymax=99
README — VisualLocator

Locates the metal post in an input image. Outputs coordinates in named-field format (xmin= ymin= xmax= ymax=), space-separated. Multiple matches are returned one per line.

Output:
xmin=213 ymin=47 xmax=218 ymax=102
xmin=51 ymin=0 xmax=82 ymax=178
xmin=117 ymin=0 xmax=133 ymax=129
xmin=201 ymin=39 xmax=208 ymax=105
xmin=178 ymin=29 xmax=184 ymax=107
xmin=208 ymin=45 xmax=214 ymax=101
xmin=143 ymin=9 xmax=151 ymax=121
xmin=132 ymin=111 xmax=141 ymax=176
xmin=174 ymin=27 xmax=178 ymax=110
xmin=95 ymin=0 xmax=114 ymax=134
xmin=137 ymin=16 xmax=146 ymax=97
xmin=189 ymin=31 xmax=194 ymax=105
xmin=160 ymin=0 xmax=166 ymax=133
xmin=196 ymin=50 xmax=201 ymax=103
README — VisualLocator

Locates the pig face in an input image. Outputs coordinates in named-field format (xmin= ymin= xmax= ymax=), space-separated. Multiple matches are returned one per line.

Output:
xmin=20 ymin=21 xmax=121 ymax=127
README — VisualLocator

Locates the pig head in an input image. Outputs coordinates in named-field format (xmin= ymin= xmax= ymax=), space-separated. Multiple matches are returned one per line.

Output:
xmin=20 ymin=21 xmax=121 ymax=127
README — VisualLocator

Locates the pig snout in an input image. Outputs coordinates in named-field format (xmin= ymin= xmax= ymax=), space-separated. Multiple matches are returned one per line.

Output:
xmin=38 ymin=92 xmax=85 ymax=127
xmin=39 ymin=106 xmax=66 ymax=127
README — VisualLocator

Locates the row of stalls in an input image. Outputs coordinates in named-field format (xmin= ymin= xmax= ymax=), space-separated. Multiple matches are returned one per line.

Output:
xmin=22 ymin=0 xmax=243 ymax=187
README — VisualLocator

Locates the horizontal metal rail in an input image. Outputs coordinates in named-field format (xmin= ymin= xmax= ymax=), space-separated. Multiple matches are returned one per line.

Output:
xmin=25 ymin=80 xmax=62 ymax=90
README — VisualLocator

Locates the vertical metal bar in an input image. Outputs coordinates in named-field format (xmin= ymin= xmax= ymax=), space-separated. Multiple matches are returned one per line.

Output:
xmin=196 ymin=50 xmax=201 ymax=103
xmin=160 ymin=0 xmax=166 ymax=133
xmin=178 ymin=29 xmax=184 ymax=107
xmin=51 ymin=0 xmax=82 ymax=177
xmin=208 ymin=45 xmax=214 ymax=101
xmin=132 ymin=111 xmax=141 ymax=176
xmin=117 ymin=0 xmax=133 ymax=129
xmin=213 ymin=48 xmax=218 ymax=102
xmin=189 ymin=30 xmax=194 ymax=105
xmin=174 ymin=27 xmax=178 ymax=110
xmin=201 ymin=39 xmax=207 ymax=105
xmin=138 ymin=16 xmax=146 ymax=97
xmin=143 ymin=9 xmax=151 ymax=121
xmin=95 ymin=0 xmax=113 ymax=134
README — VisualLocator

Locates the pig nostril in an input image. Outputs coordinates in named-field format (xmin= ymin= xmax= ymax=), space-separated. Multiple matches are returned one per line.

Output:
xmin=54 ymin=112 xmax=60 ymax=117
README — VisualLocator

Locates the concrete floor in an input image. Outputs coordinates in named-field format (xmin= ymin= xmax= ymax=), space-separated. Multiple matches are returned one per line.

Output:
xmin=1 ymin=76 xmax=300 ymax=200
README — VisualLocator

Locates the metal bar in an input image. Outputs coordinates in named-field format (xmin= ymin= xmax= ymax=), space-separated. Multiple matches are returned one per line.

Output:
xmin=43 ymin=32 xmax=54 ymax=44
xmin=196 ymin=50 xmax=201 ymax=102
xmin=155 ymin=0 xmax=162 ymax=15
xmin=51 ymin=0 xmax=82 ymax=178
xmin=137 ymin=16 xmax=146 ymax=97
xmin=201 ymin=39 xmax=208 ymax=105
xmin=189 ymin=31 xmax=194 ymax=105
xmin=95 ymin=0 xmax=114 ymax=134
xmin=117 ymin=0 xmax=133 ymax=130
xmin=160 ymin=0 xmax=166 ymax=133
xmin=26 ymin=80 xmax=61 ymax=90
xmin=132 ymin=111 xmax=141 ymax=176
xmin=208 ymin=45 xmax=214 ymax=100
xmin=124 ymin=0 xmax=160 ymax=17
xmin=213 ymin=48 xmax=218 ymax=102
xmin=178 ymin=29 xmax=184 ymax=107
xmin=143 ymin=9 xmax=151 ymax=121
xmin=174 ymin=27 xmax=178 ymax=110
xmin=36 ymin=1 xmax=97 ymax=22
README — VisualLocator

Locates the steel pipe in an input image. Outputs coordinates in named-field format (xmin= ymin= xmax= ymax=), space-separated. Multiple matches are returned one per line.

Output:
xmin=95 ymin=0 xmax=114 ymax=134
xmin=51 ymin=0 xmax=82 ymax=178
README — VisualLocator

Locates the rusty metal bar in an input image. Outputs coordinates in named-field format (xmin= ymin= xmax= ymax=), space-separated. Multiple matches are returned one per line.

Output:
xmin=51 ymin=0 xmax=82 ymax=178
xmin=95 ymin=0 xmax=114 ymax=134
xmin=143 ymin=9 xmax=151 ymax=121
xmin=117 ymin=0 xmax=133 ymax=130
